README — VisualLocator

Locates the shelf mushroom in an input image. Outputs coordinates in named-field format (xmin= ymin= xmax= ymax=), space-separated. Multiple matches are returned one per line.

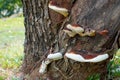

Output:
xmin=47 ymin=52 xmax=63 ymax=60
xmin=63 ymin=24 xmax=97 ymax=37
xmin=79 ymin=29 xmax=96 ymax=37
xmin=39 ymin=52 xmax=63 ymax=74
xmin=39 ymin=59 xmax=51 ymax=74
xmin=66 ymin=24 xmax=84 ymax=34
xmin=48 ymin=1 xmax=69 ymax=17
xmin=65 ymin=50 xmax=109 ymax=62
xmin=63 ymin=28 xmax=77 ymax=37
xmin=97 ymin=30 xmax=109 ymax=36
xmin=63 ymin=24 xmax=84 ymax=37
xmin=63 ymin=24 xmax=109 ymax=37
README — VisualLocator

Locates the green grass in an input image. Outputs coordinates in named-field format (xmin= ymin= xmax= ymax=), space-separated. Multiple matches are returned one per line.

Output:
xmin=0 ymin=41 xmax=24 ymax=68
xmin=0 ymin=17 xmax=24 ymax=47
xmin=0 ymin=17 xmax=24 ymax=79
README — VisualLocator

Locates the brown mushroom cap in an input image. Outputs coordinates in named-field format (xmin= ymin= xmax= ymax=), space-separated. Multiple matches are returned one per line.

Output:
xmin=65 ymin=50 xmax=109 ymax=62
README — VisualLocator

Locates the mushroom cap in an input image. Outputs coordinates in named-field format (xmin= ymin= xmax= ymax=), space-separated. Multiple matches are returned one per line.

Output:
xmin=39 ymin=64 xmax=47 ymax=74
xmin=65 ymin=51 xmax=109 ymax=62
xmin=48 ymin=1 xmax=68 ymax=17
xmin=63 ymin=29 xmax=76 ymax=37
xmin=39 ymin=59 xmax=51 ymax=74
xmin=98 ymin=30 xmax=109 ymax=36
xmin=66 ymin=24 xmax=84 ymax=33
xmin=85 ymin=29 xmax=96 ymax=36
xmin=47 ymin=52 xmax=63 ymax=60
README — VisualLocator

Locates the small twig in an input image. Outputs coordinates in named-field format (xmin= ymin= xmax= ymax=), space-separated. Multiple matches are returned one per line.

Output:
xmin=117 ymin=30 xmax=120 ymax=48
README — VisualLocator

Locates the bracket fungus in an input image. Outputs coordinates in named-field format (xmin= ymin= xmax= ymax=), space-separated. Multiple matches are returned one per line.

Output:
xmin=63 ymin=24 xmax=96 ymax=37
xmin=98 ymin=30 xmax=109 ymax=36
xmin=48 ymin=1 xmax=69 ymax=17
xmin=63 ymin=24 xmax=84 ymax=37
xmin=66 ymin=24 xmax=84 ymax=34
xmin=47 ymin=52 xmax=63 ymax=60
xmin=63 ymin=28 xmax=76 ymax=37
xmin=79 ymin=29 xmax=96 ymax=37
xmin=39 ymin=59 xmax=51 ymax=74
xmin=65 ymin=50 xmax=109 ymax=62
xmin=39 ymin=52 xmax=63 ymax=74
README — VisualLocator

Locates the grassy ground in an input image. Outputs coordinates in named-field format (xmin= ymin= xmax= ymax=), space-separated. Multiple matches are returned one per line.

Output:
xmin=0 ymin=17 xmax=24 ymax=80
xmin=0 ymin=17 xmax=120 ymax=80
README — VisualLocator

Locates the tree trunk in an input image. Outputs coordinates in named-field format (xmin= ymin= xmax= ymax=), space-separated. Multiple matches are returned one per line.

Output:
xmin=21 ymin=0 xmax=120 ymax=80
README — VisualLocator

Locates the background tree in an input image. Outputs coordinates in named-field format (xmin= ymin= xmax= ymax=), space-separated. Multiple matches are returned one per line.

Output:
xmin=0 ymin=0 xmax=22 ymax=18
xmin=21 ymin=0 xmax=120 ymax=80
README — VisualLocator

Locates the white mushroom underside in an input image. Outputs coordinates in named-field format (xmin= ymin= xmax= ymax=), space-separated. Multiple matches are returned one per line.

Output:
xmin=65 ymin=53 xmax=109 ymax=62
xmin=63 ymin=30 xmax=76 ymax=37
xmin=39 ymin=60 xmax=51 ymax=74
xmin=47 ymin=52 xmax=63 ymax=60
xmin=66 ymin=24 xmax=84 ymax=33
xmin=48 ymin=5 xmax=68 ymax=16
xmin=39 ymin=52 xmax=63 ymax=74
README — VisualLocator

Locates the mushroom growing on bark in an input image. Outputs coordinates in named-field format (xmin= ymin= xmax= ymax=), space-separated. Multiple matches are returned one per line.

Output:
xmin=39 ymin=52 xmax=63 ymax=74
xmin=65 ymin=50 xmax=109 ymax=62
xmin=39 ymin=59 xmax=51 ymax=74
xmin=63 ymin=24 xmax=84 ymax=37
xmin=63 ymin=24 xmax=96 ymax=37
xmin=48 ymin=1 xmax=69 ymax=17
xmin=63 ymin=28 xmax=76 ymax=37
xmin=47 ymin=52 xmax=63 ymax=60
xmin=79 ymin=28 xmax=96 ymax=37
xmin=97 ymin=30 xmax=109 ymax=36
xmin=66 ymin=24 xmax=84 ymax=34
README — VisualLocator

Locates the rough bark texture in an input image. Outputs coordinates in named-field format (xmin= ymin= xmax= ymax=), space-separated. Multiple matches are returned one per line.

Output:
xmin=21 ymin=0 xmax=120 ymax=80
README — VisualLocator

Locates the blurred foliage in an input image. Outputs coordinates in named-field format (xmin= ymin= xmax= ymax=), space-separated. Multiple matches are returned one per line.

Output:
xmin=0 ymin=0 xmax=22 ymax=18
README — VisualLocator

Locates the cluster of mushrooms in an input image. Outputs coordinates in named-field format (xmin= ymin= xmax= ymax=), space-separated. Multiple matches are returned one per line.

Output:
xmin=39 ymin=1 xmax=109 ymax=74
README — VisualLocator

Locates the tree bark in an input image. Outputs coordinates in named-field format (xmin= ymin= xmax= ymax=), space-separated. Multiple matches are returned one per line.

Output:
xmin=21 ymin=0 xmax=120 ymax=80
